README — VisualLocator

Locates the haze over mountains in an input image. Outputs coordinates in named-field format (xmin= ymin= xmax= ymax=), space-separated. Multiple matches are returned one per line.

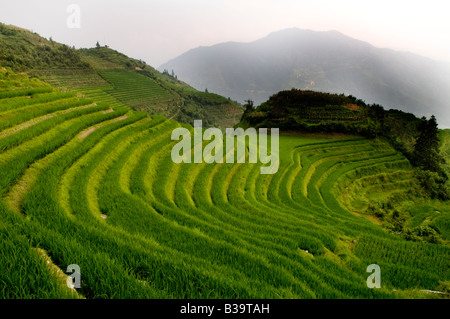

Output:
xmin=160 ymin=28 xmax=450 ymax=128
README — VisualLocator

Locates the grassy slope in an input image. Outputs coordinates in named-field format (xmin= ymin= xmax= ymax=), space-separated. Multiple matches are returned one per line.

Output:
xmin=0 ymin=68 xmax=448 ymax=299
xmin=77 ymin=47 xmax=243 ymax=128
xmin=329 ymin=130 xmax=450 ymax=244
xmin=0 ymin=22 xmax=243 ymax=129
xmin=440 ymin=129 xmax=450 ymax=175
xmin=239 ymin=89 xmax=450 ymax=245
xmin=440 ymin=129 xmax=450 ymax=206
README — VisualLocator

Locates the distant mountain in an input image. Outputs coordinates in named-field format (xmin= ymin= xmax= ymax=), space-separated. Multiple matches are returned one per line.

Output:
xmin=160 ymin=28 xmax=450 ymax=128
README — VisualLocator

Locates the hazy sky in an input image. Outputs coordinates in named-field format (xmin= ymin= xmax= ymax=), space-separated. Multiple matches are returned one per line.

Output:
xmin=0 ymin=0 xmax=449 ymax=67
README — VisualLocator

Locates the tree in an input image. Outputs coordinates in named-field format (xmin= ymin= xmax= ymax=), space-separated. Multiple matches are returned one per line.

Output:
xmin=96 ymin=41 xmax=100 ymax=48
xmin=244 ymin=99 xmax=254 ymax=113
xmin=413 ymin=115 xmax=442 ymax=172
xmin=413 ymin=115 xmax=448 ymax=199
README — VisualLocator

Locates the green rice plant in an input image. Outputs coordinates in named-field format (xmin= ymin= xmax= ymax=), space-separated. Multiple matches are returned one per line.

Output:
xmin=0 ymin=103 xmax=109 ymax=152
xmin=0 ymin=92 xmax=74 ymax=113
xmin=0 ymin=86 xmax=53 ymax=99
xmin=0 ymin=214 xmax=81 ymax=299
xmin=0 ymin=106 xmax=128 ymax=194
xmin=0 ymin=73 xmax=447 ymax=299
xmin=0 ymin=98 xmax=94 ymax=132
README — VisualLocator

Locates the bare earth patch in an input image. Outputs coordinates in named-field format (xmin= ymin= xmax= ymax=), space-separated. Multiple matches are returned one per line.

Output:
xmin=351 ymin=210 xmax=382 ymax=225
xmin=345 ymin=103 xmax=360 ymax=111
xmin=78 ymin=114 xmax=128 ymax=141
xmin=78 ymin=126 xmax=96 ymax=140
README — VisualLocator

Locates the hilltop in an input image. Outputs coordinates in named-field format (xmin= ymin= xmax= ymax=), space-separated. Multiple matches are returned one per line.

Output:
xmin=160 ymin=28 xmax=450 ymax=128
xmin=240 ymin=89 xmax=421 ymax=149
xmin=0 ymin=22 xmax=243 ymax=129
xmin=239 ymin=89 xmax=449 ymax=201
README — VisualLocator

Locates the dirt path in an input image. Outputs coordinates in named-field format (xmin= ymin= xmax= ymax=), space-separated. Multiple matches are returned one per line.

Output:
xmin=168 ymin=103 xmax=181 ymax=120
xmin=78 ymin=114 xmax=128 ymax=140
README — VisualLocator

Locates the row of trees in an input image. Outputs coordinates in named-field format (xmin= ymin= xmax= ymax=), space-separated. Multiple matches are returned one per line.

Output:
xmin=162 ymin=68 xmax=177 ymax=79
xmin=412 ymin=115 xmax=449 ymax=200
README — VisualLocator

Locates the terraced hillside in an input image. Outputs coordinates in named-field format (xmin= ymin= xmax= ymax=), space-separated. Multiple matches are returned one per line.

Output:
xmin=99 ymin=70 xmax=179 ymax=114
xmin=0 ymin=68 xmax=449 ymax=299
xmin=0 ymin=22 xmax=242 ymax=129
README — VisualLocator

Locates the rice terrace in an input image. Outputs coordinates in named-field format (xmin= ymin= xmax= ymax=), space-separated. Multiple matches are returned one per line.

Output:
xmin=0 ymin=12 xmax=449 ymax=305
